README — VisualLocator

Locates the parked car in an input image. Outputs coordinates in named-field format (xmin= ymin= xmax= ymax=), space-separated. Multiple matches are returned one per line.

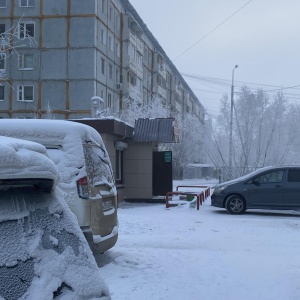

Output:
xmin=0 ymin=119 xmax=118 ymax=254
xmin=0 ymin=136 xmax=111 ymax=299
xmin=211 ymin=166 xmax=300 ymax=214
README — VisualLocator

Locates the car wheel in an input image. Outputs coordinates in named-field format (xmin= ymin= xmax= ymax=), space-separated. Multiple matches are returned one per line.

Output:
xmin=225 ymin=195 xmax=246 ymax=214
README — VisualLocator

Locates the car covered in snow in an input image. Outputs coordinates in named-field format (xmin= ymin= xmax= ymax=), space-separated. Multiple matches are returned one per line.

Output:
xmin=0 ymin=136 xmax=111 ymax=299
xmin=0 ymin=119 xmax=118 ymax=254
xmin=211 ymin=166 xmax=300 ymax=214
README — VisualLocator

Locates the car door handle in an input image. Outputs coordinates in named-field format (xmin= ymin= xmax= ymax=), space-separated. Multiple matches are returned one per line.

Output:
xmin=275 ymin=185 xmax=283 ymax=188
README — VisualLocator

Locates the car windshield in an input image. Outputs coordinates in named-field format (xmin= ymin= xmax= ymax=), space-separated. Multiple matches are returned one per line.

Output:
xmin=230 ymin=166 xmax=276 ymax=183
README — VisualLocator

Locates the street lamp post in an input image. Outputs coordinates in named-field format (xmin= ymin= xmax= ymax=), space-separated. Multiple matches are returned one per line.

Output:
xmin=229 ymin=65 xmax=238 ymax=175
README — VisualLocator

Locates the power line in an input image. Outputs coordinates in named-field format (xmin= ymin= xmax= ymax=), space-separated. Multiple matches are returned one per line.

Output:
xmin=172 ymin=0 xmax=254 ymax=62
xmin=182 ymin=73 xmax=300 ymax=90
xmin=182 ymin=74 xmax=300 ymax=114
xmin=264 ymin=84 xmax=300 ymax=92
xmin=182 ymin=73 xmax=300 ymax=96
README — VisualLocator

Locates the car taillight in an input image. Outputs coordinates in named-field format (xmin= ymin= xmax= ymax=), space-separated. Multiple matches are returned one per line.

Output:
xmin=77 ymin=176 xmax=89 ymax=199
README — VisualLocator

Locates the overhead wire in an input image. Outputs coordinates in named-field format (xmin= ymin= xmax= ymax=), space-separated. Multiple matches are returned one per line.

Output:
xmin=110 ymin=0 xmax=256 ymax=116
xmin=182 ymin=73 xmax=300 ymax=100
xmin=171 ymin=0 xmax=254 ymax=62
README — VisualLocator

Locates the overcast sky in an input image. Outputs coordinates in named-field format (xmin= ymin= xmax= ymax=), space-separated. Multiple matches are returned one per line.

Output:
xmin=129 ymin=0 xmax=300 ymax=119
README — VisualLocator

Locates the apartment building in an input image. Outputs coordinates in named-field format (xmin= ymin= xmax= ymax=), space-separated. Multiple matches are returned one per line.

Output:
xmin=0 ymin=0 xmax=206 ymax=197
xmin=0 ymin=0 xmax=204 ymax=125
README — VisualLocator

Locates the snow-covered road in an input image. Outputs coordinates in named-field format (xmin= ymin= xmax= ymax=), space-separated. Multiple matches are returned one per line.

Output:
xmin=96 ymin=183 xmax=300 ymax=300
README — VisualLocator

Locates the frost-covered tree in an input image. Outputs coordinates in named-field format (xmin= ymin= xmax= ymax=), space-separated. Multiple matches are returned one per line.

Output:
xmin=209 ymin=86 xmax=299 ymax=180
xmin=0 ymin=19 xmax=36 ymax=63
xmin=163 ymin=112 xmax=204 ymax=178
xmin=116 ymin=94 xmax=205 ymax=179
xmin=118 ymin=95 xmax=168 ymax=126
xmin=0 ymin=19 xmax=37 ymax=114
xmin=43 ymin=101 xmax=55 ymax=119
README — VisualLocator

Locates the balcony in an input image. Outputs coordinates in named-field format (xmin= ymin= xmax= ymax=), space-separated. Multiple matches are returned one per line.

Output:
xmin=157 ymin=85 xmax=167 ymax=99
xmin=128 ymin=85 xmax=143 ymax=101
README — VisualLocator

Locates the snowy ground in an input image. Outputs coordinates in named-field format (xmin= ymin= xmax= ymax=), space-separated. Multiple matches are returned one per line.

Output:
xmin=96 ymin=179 xmax=300 ymax=300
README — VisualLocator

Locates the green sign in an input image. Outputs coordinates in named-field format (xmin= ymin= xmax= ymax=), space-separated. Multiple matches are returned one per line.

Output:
xmin=165 ymin=151 xmax=172 ymax=163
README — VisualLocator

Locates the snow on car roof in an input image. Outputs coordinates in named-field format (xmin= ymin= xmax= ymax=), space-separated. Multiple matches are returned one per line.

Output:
xmin=0 ymin=136 xmax=59 ymax=185
xmin=0 ymin=119 xmax=103 ymax=145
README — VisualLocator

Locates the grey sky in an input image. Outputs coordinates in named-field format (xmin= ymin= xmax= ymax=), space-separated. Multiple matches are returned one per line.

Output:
xmin=129 ymin=0 xmax=300 ymax=118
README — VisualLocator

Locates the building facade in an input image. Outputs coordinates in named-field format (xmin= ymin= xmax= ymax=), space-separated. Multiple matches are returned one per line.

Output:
xmin=0 ymin=0 xmax=205 ymax=181
xmin=0 ymin=0 xmax=204 ymax=125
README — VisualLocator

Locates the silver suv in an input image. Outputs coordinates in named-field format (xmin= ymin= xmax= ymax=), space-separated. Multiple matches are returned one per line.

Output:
xmin=0 ymin=119 xmax=118 ymax=254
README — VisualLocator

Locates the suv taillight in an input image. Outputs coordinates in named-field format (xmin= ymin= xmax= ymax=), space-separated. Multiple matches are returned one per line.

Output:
xmin=77 ymin=176 xmax=89 ymax=199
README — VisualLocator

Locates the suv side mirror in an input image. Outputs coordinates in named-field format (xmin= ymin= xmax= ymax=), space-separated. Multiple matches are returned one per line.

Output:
xmin=252 ymin=178 xmax=260 ymax=186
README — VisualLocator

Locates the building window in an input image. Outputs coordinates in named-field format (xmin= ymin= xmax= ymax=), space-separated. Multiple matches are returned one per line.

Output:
xmin=18 ymin=85 xmax=33 ymax=101
xmin=101 ymin=58 xmax=105 ymax=75
xmin=136 ymin=78 xmax=142 ymax=91
xmin=115 ymin=41 xmax=120 ymax=57
xmin=19 ymin=22 xmax=35 ymax=38
xmin=108 ymin=33 xmax=113 ymax=52
xmin=108 ymin=63 xmax=113 ymax=79
xmin=20 ymin=0 xmax=34 ymax=7
xmin=115 ymin=14 xmax=120 ymax=31
xmin=0 ymin=0 xmax=6 ymax=8
xmin=128 ymin=42 xmax=135 ymax=59
xmin=116 ymin=150 xmax=123 ymax=184
xmin=136 ymin=51 xmax=142 ymax=66
xmin=128 ymin=73 xmax=136 ymax=86
xmin=0 ymin=85 xmax=4 ymax=100
xmin=107 ymin=93 xmax=112 ymax=109
xmin=0 ymin=24 xmax=5 ymax=35
xmin=144 ymin=46 xmax=148 ymax=63
xmin=116 ymin=69 xmax=119 ymax=83
xmin=0 ymin=53 xmax=5 ymax=70
xmin=101 ymin=0 xmax=105 ymax=13
xmin=18 ymin=54 xmax=33 ymax=69
xmin=100 ymin=26 xmax=106 ymax=45
xmin=109 ymin=6 xmax=113 ymax=21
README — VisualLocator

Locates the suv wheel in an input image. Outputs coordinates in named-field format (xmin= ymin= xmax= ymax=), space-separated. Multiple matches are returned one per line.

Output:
xmin=225 ymin=195 xmax=246 ymax=214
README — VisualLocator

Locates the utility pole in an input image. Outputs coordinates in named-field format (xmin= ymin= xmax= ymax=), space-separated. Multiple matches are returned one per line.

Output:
xmin=229 ymin=65 xmax=238 ymax=176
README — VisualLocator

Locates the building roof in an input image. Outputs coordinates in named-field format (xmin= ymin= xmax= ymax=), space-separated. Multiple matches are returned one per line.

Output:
xmin=70 ymin=118 xmax=134 ymax=139
xmin=132 ymin=118 xmax=177 ymax=143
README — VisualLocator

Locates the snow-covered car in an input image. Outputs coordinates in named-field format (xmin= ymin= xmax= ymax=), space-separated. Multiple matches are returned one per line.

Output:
xmin=0 ymin=119 xmax=118 ymax=254
xmin=0 ymin=136 xmax=111 ymax=300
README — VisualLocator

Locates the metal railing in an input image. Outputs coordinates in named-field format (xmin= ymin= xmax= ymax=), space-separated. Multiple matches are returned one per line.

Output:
xmin=165 ymin=185 xmax=211 ymax=210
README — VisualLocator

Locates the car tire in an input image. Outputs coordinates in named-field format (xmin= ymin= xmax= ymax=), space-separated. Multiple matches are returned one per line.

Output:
xmin=225 ymin=195 xmax=246 ymax=214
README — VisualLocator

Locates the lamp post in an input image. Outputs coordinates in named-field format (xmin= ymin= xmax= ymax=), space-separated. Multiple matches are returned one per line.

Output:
xmin=229 ymin=65 xmax=238 ymax=175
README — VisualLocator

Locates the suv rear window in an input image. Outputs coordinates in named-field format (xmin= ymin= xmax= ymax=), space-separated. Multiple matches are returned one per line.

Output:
xmin=0 ymin=178 xmax=54 ymax=192
xmin=83 ymin=144 xmax=114 ymax=192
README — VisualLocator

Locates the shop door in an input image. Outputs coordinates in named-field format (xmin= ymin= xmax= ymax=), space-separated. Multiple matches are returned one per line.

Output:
xmin=152 ymin=151 xmax=173 ymax=196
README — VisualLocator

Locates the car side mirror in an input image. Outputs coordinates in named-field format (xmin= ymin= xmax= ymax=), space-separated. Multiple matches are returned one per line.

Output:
xmin=252 ymin=178 xmax=260 ymax=186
